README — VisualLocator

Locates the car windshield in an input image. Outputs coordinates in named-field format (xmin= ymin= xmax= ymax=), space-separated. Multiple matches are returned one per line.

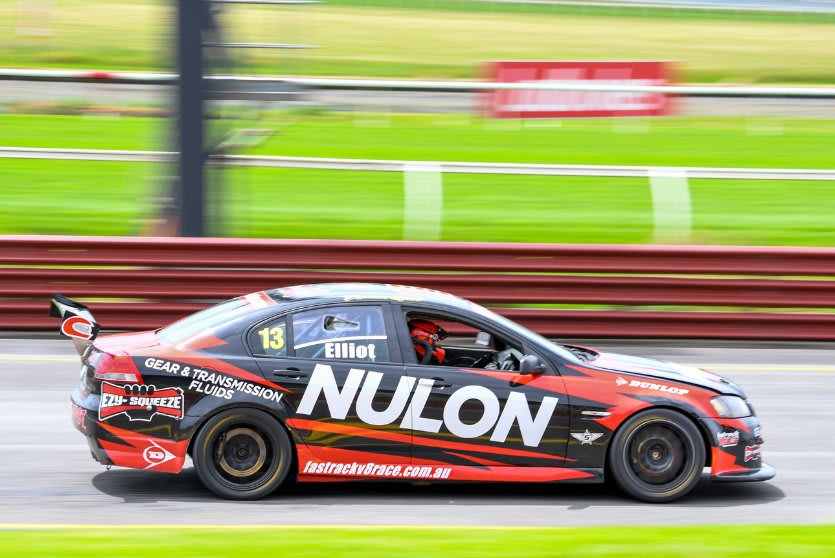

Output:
xmin=158 ymin=298 xmax=250 ymax=344
xmin=467 ymin=303 xmax=581 ymax=363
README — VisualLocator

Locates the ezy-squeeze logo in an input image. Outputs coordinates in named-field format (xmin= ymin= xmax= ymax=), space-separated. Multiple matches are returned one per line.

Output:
xmin=99 ymin=383 xmax=184 ymax=422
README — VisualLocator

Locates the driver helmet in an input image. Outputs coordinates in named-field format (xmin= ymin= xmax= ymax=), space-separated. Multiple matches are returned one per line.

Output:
xmin=409 ymin=318 xmax=447 ymax=365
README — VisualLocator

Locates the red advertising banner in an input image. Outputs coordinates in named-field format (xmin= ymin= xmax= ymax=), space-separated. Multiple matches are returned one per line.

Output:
xmin=485 ymin=61 xmax=676 ymax=118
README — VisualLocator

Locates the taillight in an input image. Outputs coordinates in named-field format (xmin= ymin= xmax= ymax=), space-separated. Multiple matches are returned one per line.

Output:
xmin=92 ymin=353 xmax=142 ymax=384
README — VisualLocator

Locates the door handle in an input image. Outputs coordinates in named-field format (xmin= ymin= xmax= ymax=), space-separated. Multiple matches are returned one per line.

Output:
xmin=431 ymin=377 xmax=452 ymax=389
xmin=272 ymin=368 xmax=308 ymax=379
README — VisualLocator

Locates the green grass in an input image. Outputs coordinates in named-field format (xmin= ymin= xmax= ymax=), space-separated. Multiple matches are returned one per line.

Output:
xmin=6 ymin=160 xmax=832 ymax=245
xmin=5 ymin=113 xmax=835 ymax=169
xmin=0 ymin=525 xmax=833 ymax=557
xmin=2 ymin=112 xmax=835 ymax=244
xmin=250 ymin=113 xmax=835 ymax=169
xmin=1 ymin=1 xmax=834 ymax=83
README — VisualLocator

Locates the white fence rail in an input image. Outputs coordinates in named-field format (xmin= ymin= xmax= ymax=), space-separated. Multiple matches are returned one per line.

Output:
xmin=4 ymin=146 xmax=833 ymax=241
xmin=3 ymin=147 xmax=835 ymax=180
xmin=2 ymin=68 xmax=835 ymax=98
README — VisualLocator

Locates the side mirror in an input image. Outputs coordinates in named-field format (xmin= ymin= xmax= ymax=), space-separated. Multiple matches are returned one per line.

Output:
xmin=519 ymin=354 xmax=545 ymax=375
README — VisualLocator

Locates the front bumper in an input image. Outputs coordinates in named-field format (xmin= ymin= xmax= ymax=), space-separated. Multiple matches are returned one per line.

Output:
xmin=713 ymin=461 xmax=776 ymax=482
xmin=700 ymin=415 xmax=775 ymax=482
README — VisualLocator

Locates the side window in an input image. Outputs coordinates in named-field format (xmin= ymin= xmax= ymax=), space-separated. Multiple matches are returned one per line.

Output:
xmin=248 ymin=317 xmax=288 ymax=357
xmin=293 ymin=305 xmax=390 ymax=363
xmin=404 ymin=311 xmax=522 ymax=371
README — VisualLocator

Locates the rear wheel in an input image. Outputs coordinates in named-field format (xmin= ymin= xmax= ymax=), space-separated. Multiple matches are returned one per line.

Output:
xmin=608 ymin=408 xmax=705 ymax=503
xmin=192 ymin=408 xmax=292 ymax=500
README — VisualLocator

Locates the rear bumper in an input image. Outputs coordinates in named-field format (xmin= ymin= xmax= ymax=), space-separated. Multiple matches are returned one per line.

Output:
xmin=713 ymin=462 xmax=776 ymax=483
xmin=71 ymin=390 xmax=113 ymax=466
xmin=71 ymin=388 xmax=187 ymax=473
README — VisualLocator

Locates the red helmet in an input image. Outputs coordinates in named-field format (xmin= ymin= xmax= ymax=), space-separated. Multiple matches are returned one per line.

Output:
xmin=409 ymin=318 xmax=447 ymax=365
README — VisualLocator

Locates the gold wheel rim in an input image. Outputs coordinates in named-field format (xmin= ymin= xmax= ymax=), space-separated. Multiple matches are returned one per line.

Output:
xmin=218 ymin=427 xmax=267 ymax=478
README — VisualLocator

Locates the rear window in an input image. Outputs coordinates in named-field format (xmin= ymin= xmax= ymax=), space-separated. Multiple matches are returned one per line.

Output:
xmin=292 ymin=305 xmax=389 ymax=362
xmin=158 ymin=298 xmax=250 ymax=344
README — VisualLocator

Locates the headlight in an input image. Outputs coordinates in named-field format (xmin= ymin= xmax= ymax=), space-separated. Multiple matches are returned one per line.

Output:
xmin=710 ymin=395 xmax=752 ymax=418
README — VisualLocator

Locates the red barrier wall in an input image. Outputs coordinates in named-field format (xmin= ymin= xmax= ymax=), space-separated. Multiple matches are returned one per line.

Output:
xmin=4 ymin=235 xmax=835 ymax=340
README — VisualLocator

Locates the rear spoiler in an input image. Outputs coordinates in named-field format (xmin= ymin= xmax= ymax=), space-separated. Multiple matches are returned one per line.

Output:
xmin=49 ymin=294 xmax=101 ymax=355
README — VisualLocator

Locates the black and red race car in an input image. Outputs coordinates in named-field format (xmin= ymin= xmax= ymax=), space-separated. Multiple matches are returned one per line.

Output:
xmin=55 ymin=283 xmax=774 ymax=502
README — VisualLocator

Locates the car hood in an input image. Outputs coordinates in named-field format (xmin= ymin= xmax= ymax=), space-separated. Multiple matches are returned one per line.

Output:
xmin=587 ymin=350 xmax=744 ymax=397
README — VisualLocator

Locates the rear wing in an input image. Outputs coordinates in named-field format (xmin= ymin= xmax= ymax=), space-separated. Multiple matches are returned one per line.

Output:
xmin=49 ymin=294 xmax=101 ymax=355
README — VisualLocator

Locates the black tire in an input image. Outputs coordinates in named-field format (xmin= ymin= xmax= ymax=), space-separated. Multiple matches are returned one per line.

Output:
xmin=192 ymin=408 xmax=293 ymax=500
xmin=608 ymin=408 xmax=705 ymax=503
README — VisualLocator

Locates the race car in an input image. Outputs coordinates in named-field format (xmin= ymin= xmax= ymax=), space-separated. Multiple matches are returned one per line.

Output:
xmin=55 ymin=283 xmax=774 ymax=502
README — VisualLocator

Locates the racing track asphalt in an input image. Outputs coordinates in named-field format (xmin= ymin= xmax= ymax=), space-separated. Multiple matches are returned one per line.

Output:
xmin=1 ymin=336 xmax=833 ymax=526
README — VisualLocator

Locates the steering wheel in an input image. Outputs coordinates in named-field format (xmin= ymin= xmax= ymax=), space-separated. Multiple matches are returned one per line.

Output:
xmin=469 ymin=352 xmax=497 ymax=369
xmin=413 ymin=338 xmax=434 ymax=365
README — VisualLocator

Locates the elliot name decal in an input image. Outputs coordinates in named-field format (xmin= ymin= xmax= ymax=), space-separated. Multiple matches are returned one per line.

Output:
xmin=324 ymin=341 xmax=377 ymax=360
xmin=296 ymin=364 xmax=558 ymax=448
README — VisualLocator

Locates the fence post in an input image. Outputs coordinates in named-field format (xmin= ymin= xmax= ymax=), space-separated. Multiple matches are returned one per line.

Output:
xmin=648 ymin=167 xmax=692 ymax=241
xmin=176 ymin=0 xmax=207 ymax=237
xmin=403 ymin=162 xmax=443 ymax=241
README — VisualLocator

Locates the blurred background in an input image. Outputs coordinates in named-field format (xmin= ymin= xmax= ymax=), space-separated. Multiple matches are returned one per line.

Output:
xmin=1 ymin=0 xmax=833 ymax=246
xmin=2 ymin=2 xmax=835 ymax=548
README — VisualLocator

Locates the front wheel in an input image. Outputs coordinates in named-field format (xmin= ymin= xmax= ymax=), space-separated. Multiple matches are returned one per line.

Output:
xmin=192 ymin=408 xmax=293 ymax=500
xmin=608 ymin=408 xmax=705 ymax=503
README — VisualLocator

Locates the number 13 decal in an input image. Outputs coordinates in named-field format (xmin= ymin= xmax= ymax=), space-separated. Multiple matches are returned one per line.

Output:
xmin=257 ymin=326 xmax=285 ymax=351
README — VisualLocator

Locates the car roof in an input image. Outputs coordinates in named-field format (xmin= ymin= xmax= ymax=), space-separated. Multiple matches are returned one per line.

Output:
xmin=265 ymin=283 xmax=471 ymax=310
